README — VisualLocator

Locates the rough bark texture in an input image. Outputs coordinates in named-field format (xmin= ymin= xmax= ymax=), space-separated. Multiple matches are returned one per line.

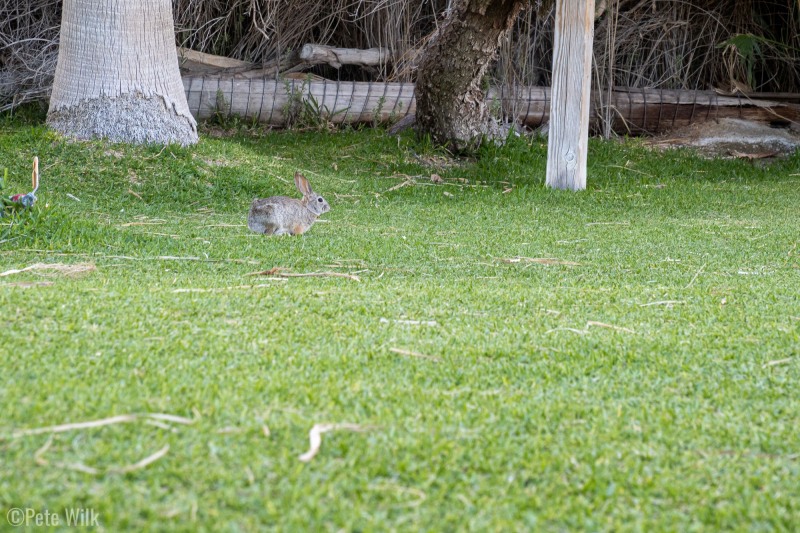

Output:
xmin=47 ymin=0 xmax=197 ymax=146
xmin=414 ymin=0 xmax=526 ymax=152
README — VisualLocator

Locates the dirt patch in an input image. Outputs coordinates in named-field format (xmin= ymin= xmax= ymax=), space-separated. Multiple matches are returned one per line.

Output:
xmin=646 ymin=118 xmax=800 ymax=159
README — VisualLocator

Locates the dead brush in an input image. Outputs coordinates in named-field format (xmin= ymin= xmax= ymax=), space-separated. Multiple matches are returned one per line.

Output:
xmin=2 ymin=0 xmax=798 ymax=120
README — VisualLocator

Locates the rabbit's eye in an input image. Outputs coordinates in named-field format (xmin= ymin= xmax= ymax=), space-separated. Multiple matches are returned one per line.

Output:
xmin=317 ymin=198 xmax=323 ymax=202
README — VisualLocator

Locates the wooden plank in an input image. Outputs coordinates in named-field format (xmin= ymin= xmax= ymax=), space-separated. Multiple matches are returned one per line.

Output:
xmin=177 ymin=47 xmax=254 ymax=74
xmin=546 ymin=0 xmax=596 ymax=191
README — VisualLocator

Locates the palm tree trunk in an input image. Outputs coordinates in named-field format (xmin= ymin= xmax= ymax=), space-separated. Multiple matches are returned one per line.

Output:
xmin=47 ymin=0 xmax=197 ymax=146
xmin=414 ymin=0 xmax=526 ymax=152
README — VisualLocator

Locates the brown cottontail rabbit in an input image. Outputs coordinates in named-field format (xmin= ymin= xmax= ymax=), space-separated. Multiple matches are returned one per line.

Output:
xmin=247 ymin=172 xmax=330 ymax=235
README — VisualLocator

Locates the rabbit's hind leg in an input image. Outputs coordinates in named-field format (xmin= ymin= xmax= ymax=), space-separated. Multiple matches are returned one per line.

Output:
xmin=250 ymin=221 xmax=277 ymax=235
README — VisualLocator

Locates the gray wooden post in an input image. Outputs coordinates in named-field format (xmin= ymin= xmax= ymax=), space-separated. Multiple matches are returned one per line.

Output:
xmin=546 ymin=0 xmax=596 ymax=190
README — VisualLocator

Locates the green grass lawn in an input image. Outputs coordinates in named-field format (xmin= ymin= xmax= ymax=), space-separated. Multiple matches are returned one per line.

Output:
xmin=1 ymin=116 xmax=799 ymax=531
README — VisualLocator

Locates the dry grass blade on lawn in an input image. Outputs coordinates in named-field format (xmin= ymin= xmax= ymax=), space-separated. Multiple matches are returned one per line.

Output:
xmin=298 ymin=423 xmax=376 ymax=463
xmin=118 ymin=221 xmax=165 ymax=227
xmin=34 ymin=436 xmax=170 ymax=475
xmin=385 ymin=177 xmax=417 ymax=192
xmin=248 ymin=268 xmax=361 ymax=282
xmin=640 ymin=300 xmax=686 ymax=307
xmin=9 ymin=413 xmax=196 ymax=439
xmin=684 ymin=263 xmax=707 ymax=289
xmin=545 ymin=327 xmax=589 ymax=335
xmin=367 ymin=482 xmax=428 ymax=508
xmin=587 ymin=321 xmax=636 ymax=334
xmin=108 ymin=445 xmax=170 ymax=474
xmin=11 ymin=414 xmax=139 ymax=438
xmin=380 ymin=318 xmax=438 ymax=326
xmin=389 ymin=348 xmax=441 ymax=362
xmin=202 ymin=224 xmax=247 ymax=228
xmin=762 ymin=358 xmax=793 ymax=368
xmin=172 ymin=283 xmax=284 ymax=293
xmin=146 ymin=413 xmax=197 ymax=425
xmin=499 ymin=257 xmax=580 ymax=266
xmin=0 ymin=263 xmax=97 ymax=277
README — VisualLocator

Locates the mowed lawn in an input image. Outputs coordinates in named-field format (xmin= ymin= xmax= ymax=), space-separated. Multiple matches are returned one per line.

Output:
xmin=1 ymin=118 xmax=799 ymax=531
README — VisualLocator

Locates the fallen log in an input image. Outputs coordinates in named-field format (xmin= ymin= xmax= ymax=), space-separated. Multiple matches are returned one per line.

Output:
xmin=184 ymin=76 xmax=416 ymax=125
xmin=177 ymin=45 xmax=391 ymax=78
xmin=299 ymin=44 xmax=391 ymax=69
xmin=494 ymin=86 xmax=800 ymax=133
xmin=177 ymin=48 xmax=307 ymax=80
xmin=182 ymin=75 xmax=800 ymax=134
xmin=591 ymin=87 xmax=800 ymax=134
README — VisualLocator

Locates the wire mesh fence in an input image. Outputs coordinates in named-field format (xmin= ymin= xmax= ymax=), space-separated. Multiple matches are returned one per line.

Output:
xmin=184 ymin=74 xmax=800 ymax=135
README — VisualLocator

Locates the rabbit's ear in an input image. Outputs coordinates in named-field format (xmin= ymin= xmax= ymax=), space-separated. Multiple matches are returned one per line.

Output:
xmin=294 ymin=172 xmax=312 ymax=196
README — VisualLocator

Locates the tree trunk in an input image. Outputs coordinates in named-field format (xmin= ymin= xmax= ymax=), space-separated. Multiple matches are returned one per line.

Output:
xmin=414 ymin=0 xmax=526 ymax=152
xmin=47 ymin=0 xmax=197 ymax=146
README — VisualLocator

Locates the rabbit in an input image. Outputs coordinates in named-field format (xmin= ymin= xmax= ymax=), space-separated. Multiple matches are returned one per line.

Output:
xmin=247 ymin=172 xmax=330 ymax=235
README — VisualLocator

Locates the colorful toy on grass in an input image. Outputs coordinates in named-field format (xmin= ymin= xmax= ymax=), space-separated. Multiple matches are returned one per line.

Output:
xmin=1 ymin=157 xmax=39 ymax=216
